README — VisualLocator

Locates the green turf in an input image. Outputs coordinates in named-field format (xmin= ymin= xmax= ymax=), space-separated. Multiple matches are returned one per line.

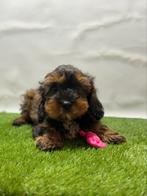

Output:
xmin=0 ymin=113 xmax=146 ymax=196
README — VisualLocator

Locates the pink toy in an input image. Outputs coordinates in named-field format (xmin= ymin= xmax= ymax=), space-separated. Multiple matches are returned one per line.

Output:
xmin=79 ymin=130 xmax=107 ymax=148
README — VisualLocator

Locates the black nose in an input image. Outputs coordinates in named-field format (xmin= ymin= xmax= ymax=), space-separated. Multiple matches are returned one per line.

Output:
xmin=62 ymin=100 xmax=71 ymax=110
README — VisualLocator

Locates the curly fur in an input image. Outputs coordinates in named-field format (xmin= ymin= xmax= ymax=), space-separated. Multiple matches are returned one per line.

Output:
xmin=13 ymin=65 xmax=126 ymax=151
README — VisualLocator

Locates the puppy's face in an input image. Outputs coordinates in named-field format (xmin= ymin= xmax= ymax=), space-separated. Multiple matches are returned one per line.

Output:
xmin=41 ymin=66 xmax=93 ymax=121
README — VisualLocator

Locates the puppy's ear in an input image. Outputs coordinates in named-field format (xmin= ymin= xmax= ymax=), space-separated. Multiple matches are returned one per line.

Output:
xmin=38 ymin=85 xmax=47 ymax=123
xmin=42 ymin=71 xmax=65 ymax=85
xmin=38 ymin=72 xmax=53 ymax=96
xmin=38 ymin=72 xmax=55 ymax=122
xmin=88 ymin=81 xmax=104 ymax=120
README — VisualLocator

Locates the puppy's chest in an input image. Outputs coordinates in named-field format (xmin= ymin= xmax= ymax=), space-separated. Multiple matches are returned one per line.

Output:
xmin=48 ymin=118 xmax=79 ymax=139
xmin=63 ymin=121 xmax=79 ymax=139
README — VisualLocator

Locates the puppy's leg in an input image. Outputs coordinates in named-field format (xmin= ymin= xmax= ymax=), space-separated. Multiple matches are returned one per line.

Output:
xmin=95 ymin=123 xmax=126 ymax=144
xmin=13 ymin=89 xmax=40 ymax=126
xmin=13 ymin=115 xmax=29 ymax=126
xmin=32 ymin=123 xmax=64 ymax=151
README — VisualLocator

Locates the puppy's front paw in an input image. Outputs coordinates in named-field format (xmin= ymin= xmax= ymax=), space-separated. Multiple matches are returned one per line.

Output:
xmin=102 ymin=133 xmax=126 ymax=144
xmin=36 ymin=134 xmax=63 ymax=151
xmin=110 ymin=134 xmax=126 ymax=144
xmin=12 ymin=117 xmax=27 ymax=126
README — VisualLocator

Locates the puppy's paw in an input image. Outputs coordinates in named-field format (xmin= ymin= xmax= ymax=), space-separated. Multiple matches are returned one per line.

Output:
xmin=36 ymin=135 xmax=63 ymax=151
xmin=12 ymin=117 xmax=27 ymax=126
xmin=103 ymin=133 xmax=126 ymax=144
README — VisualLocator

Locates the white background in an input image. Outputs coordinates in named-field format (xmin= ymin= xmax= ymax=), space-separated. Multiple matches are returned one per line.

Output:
xmin=0 ymin=0 xmax=146 ymax=118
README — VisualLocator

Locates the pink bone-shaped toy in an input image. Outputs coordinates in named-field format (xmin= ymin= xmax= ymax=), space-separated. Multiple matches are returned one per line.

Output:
xmin=79 ymin=130 xmax=107 ymax=148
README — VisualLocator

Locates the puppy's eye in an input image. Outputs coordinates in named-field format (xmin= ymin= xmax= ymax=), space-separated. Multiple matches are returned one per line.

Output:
xmin=49 ymin=83 xmax=59 ymax=94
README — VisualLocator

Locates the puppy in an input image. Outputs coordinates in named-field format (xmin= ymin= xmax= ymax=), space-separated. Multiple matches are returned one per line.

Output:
xmin=13 ymin=65 xmax=126 ymax=150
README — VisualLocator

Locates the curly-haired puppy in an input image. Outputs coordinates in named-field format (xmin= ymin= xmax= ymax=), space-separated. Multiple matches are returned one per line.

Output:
xmin=13 ymin=65 xmax=126 ymax=151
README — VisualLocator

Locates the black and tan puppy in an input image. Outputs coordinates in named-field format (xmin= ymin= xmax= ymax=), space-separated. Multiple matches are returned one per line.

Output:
xmin=13 ymin=65 xmax=126 ymax=150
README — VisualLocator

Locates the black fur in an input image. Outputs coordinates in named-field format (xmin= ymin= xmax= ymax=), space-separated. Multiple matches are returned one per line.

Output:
xmin=88 ymin=89 xmax=104 ymax=120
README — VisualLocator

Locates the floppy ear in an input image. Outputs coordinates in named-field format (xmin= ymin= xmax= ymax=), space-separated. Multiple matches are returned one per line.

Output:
xmin=38 ymin=71 xmax=53 ymax=98
xmin=88 ymin=83 xmax=104 ymax=120
xmin=37 ymin=70 xmax=65 ymax=122
xmin=37 ymin=85 xmax=47 ymax=123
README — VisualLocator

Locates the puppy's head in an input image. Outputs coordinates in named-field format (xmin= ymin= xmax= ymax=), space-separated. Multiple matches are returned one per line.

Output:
xmin=39 ymin=65 xmax=104 ymax=121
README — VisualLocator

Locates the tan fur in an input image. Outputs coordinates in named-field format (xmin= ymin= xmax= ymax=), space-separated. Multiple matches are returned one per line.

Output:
xmin=75 ymin=72 xmax=92 ymax=92
xmin=13 ymin=89 xmax=41 ymax=125
xmin=43 ymin=72 xmax=65 ymax=85
xmin=69 ymin=98 xmax=89 ymax=119
xmin=45 ymin=97 xmax=88 ymax=121
xmin=23 ymin=89 xmax=41 ymax=123
xmin=45 ymin=99 xmax=63 ymax=120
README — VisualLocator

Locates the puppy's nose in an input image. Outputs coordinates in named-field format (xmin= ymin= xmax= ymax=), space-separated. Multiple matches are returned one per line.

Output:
xmin=62 ymin=100 xmax=71 ymax=110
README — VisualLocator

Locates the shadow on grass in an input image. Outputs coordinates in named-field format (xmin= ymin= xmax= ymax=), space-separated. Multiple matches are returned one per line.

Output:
xmin=63 ymin=138 xmax=89 ymax=150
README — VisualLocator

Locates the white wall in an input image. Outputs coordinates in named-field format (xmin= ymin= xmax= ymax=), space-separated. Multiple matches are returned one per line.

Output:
xmin=0 ymin=0 xmax=146 ymax=118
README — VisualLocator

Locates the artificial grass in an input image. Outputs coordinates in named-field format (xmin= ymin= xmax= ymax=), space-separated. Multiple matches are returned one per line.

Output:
xmin=0 ymin=113 xmax=146 ymax=196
